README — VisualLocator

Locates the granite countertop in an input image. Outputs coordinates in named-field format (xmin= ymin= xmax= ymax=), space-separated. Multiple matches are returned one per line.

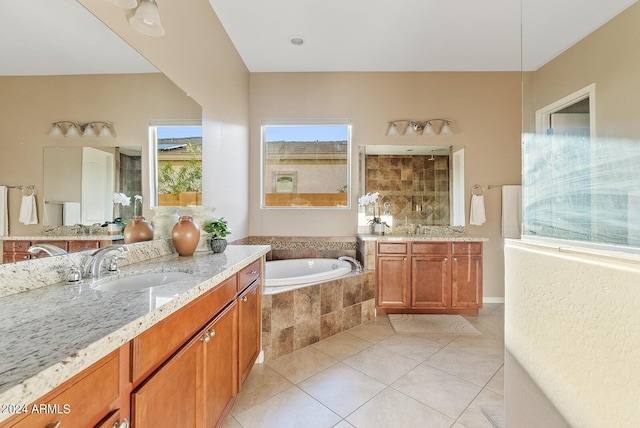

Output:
xmin=0 ymin=245 xmax=270 ymax=421
xmin=358 ymin=233 xmax=488 ymax=242
xmin=1 ymin=235 xmax=124 ymax=241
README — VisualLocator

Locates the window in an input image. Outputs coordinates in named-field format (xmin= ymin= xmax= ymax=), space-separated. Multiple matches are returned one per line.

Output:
xmin=150 ymin=120 xmax=202 ymax=207
xmin=261 ymin=120 xmax=351 ymax=208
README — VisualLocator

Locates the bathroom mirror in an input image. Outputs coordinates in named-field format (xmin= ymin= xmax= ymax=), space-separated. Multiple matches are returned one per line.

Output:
xmin=359 ymin=145 xmax=465 ymax=229
xmin=43 ymin=146 xmax=142 ymax=226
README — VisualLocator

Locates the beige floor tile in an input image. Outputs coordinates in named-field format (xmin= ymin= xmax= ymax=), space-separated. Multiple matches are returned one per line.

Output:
xmin=343 ymin=345 xmax=420 ymax=385
xmin=445 ymin=335 xmax=505 ymax=361
xmin=311 ymin=331 xmax=373 ymax=361
xmin=333 ymin=421 xmax=355 ymax=428
xmin=346 ymin=387 xmax=454 ymax=428
xmin=476 ymin=303 xmax=503 ymax=317
xmin=456 ymin=388 xmax=504 ymax=428
xmin=424 ymin=346 xmax=503 ymax=387
xmin=234 ymin=386 xmax=341 ymax=428
xmin=222 ymin=415 xmax=242 ymax=428
xmin=298 ymin=363 xmax=386 ymax=418
xmin=231 ymin=364 xmax=294 ymax=415
xmin=377 ymin=334 xmax=444 ymax=362
xmin=344 ymin=320 xmax=395 ymax=343
xmin=485 ymin=365 xmax=504 ymax=396
xmin=267 ymin=346 xmax=338 ymax=384
xmin=392 ymin=364 xmax=482 ymax=419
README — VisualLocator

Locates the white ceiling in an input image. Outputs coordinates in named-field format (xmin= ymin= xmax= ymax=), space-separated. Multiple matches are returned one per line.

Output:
xmin=0 ymin=0 xmax=636 ymax=75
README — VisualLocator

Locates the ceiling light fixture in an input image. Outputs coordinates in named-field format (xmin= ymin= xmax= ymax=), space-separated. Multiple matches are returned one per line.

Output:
xmin=49 ymin=121 xmax=115 ymax=138
xmin=289 ymin=35 xmax=305 ymax=46
xmin=129 ymin=0 xmax=165 ymax=37
xmin=385 ymin=119 xmax=454 ymax=137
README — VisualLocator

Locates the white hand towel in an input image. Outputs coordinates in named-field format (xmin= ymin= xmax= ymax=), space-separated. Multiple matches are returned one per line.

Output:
xmin=63 ymin=202 xmax=81 ymax=226
xmin=19 ymin=194 xmax=38 ymax=225
xmin=469 ymin=194 xmax=486 ymax=226
xmin=0 ymin=186 xmax=7 ymax=236
xmin=501 ymin=185 xmax=522 ymax=238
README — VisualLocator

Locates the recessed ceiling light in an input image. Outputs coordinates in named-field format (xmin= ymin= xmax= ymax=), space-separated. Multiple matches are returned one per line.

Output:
xmin=289 ymin=35 xmax=305 ymax=46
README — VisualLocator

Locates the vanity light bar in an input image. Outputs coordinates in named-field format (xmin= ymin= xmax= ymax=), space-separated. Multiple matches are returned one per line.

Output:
xmin=49 ymin=121 xmax=114 ymax=138
xmin=386 ymin=119 xmax=453 ymax=137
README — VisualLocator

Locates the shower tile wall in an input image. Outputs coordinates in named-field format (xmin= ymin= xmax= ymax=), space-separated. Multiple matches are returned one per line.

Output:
xmin=366 ymin=154 xmax=450 ymax=226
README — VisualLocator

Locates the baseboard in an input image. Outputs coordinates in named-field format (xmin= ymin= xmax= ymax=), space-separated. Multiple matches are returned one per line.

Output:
xmin=484 ymin=297 xmax=505 ymax=304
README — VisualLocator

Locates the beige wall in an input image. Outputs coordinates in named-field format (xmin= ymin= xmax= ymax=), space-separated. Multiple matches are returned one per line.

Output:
xmin=250 ymin=72 xmax=522 ymax=299
xmin=80 ymin=0 xmax=251 ymax=237
xmin=508 ymin=2 xmax=640 ymax=426
xmin=0 ymin=73 xmax=200 ymax=236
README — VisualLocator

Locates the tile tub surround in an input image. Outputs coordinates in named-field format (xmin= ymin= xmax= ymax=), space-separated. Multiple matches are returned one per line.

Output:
xmin=0 ymin=244 xmax=270 ymax=421
xmin=237 ymin=235 xmax=358 ymax=261
xmin=0 ymin=238 xmax=175 ymax=297
xmin=261 ymin=271 xmax=376 ymax=361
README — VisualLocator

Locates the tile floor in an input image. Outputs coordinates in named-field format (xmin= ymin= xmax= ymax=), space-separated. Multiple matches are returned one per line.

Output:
xmin=224 ymin=304 xmax=504 ymax=428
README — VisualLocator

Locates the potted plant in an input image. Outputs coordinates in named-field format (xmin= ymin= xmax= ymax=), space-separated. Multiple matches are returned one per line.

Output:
xmin=203 ymin=217 xmax=232 ymax=253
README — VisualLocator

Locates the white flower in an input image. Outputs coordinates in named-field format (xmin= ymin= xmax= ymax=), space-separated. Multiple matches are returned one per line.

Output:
xmin=358 ymin=192 xmax=379 ymax=206
xmin=113 ymin=192 xmax=131 ymax=206
xmin=134 ymin=195 xmax=142 ymax=202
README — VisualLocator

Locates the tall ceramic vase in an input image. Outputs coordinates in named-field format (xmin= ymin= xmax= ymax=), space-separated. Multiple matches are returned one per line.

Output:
xmin=190 ymin=206 xmax=216 ymax=252
xmin=123 ymin=216 xmax=154 ymax=244
xmin=151 ymin=206 xmax=180 ymax=239
xmin=172 ymin=216 xmax=200 ymax=256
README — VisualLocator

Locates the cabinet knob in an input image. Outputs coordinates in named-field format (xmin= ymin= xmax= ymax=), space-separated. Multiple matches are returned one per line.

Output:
xmin=403 ymin=257 xmax=407 ymax=261
xmin=114 ymin=418 xmax=130 ymax=428
xmin=241 ymin=295 xmax=248 ymax=302
xmin=453 ymin=257 xmax=458 ymax=261
xmin=250 ymin=270 xmax=258 ymax=275
xmin=209 ymin=328 xmax=216 ymax=338
xmin=200 ymin=331 xmax=211 ymax=343
xmin=46 ymin=422 xmax=61 ymax=428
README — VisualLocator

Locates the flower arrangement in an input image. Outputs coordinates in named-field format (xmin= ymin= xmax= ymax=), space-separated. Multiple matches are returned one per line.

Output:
xmin=358 ymin=192 xmax=382 ymax=224
xmin=113 ymin=192 xmax=131 ymax=224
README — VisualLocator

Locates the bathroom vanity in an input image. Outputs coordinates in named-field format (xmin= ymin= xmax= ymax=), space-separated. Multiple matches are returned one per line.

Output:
xmin=361 ymin=235 xmax=486 ymax=315
xmin=0 ymin=244 xmax=268 ymax=428
xmin=2 ymin=235 xmax=124 ymax=263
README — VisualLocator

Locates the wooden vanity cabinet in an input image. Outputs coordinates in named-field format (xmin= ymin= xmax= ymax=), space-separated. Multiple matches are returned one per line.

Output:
xmin=2 ymin=349 xmax=127 ymax=428
xmin=376 ymin=241 xmax=482 ymax=314
xmin=2 ymin=239 xmax=112 ymax=263
xmin=132 ymin=301 xmax=238 ymax=428
xmin=238 ymin=279 xmax=260 ymax=386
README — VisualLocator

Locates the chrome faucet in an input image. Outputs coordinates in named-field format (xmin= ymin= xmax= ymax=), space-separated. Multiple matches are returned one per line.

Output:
xmin=28 ymin=244 xmax=68 ymax=256
xmin=338 ymin=256 xmax=363 ymax=273
xmin=88 ymin=245 xmax=129 ymax=279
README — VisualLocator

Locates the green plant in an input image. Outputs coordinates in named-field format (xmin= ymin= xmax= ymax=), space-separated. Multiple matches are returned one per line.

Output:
xmin=203 ymin=217 xmax=232 ymax=239
xmin=157 ymin=143 xmax=202 ymax=194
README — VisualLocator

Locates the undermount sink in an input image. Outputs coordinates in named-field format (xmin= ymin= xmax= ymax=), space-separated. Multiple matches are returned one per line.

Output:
xmin=92 ymin=270 xmax=193 ymax=292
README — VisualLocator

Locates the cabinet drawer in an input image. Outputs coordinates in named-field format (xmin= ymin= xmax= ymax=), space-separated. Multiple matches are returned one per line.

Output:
xmin=3 ymin=253 xmax=31 ymax=263
xmin=131 ymin=275 xmax=237 ymax=383
xmin=411 ymin=242 xmax=449 ymax=255
xmin=68 ymin=240 xmax=101 ymax=253
xmin=12 ymin=351 xmax=119 ymax=428
xmin=378 ymin=243 xmax=408 ymax=254
xmin=452 ymin=242 xmax=482 ymax=255
xmin=32 ymin=240 xmax=68 ymax=251
xmin=3 ymin=240 xmax=31 ymax=252
xmin=238 ymin=259 xmax=260 ymax=293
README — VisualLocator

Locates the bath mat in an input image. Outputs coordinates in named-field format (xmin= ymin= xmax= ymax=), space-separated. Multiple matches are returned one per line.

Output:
xmin=387 ymin=314 xmax=481 ymax=335
xmin=481 ymin=407 xmax=505 ymax=428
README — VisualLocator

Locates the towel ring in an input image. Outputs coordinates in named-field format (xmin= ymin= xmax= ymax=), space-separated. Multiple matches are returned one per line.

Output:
xmin=22 ymin=186 xmax=35 ymax=196
xmin=471 ymin=185 xmax=484 ymax=196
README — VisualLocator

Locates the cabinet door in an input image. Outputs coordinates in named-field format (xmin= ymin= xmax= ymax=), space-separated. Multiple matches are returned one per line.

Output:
xmin=411 ymin=255 xmax=449 ymax=308
xmin=238 ymin=281 xmax=260 ymax=388
xmin=203 ymin=301 xmax=238 ymax=428
xmin=131 ymin=333 xmax=202 ymax=428
xmin=451 ymin=256 xmax=483 ymax=308
xmin=68 ymin=240 xmax=101 ymax=253
xmin=376 ymin=256 xmax=409 ymax=308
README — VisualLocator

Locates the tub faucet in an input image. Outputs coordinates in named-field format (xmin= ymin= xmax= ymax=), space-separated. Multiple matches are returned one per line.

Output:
xmin=338 ymin=256 xmax=362 ymax=273
xmin=28 ymin=244 xmax=68 ymax=256
xmin=88 ymin=245 xmax=129 ymax=279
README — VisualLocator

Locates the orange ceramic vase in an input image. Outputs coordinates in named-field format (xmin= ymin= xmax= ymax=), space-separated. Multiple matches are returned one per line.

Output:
xmin=123 ymin=216 xmax=154 ymax=244
xmin=172 ymin=216 xmax=200 ymax=256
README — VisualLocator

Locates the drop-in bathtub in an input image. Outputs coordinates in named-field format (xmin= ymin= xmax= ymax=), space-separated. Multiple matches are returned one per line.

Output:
xmin=264 ymin=258 xmax=352 ymax=294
